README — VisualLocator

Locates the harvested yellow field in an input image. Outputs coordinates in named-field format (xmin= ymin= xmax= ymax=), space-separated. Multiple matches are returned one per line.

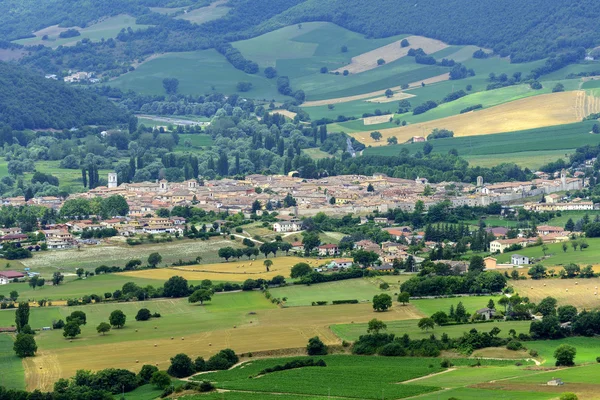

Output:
xmin=27 ymin=303 xmax=422 ymax=389
xmin=364 ymin=114 xmax=394 ymax=125
xmin=119 ymin=256 xmax=330 ymax=282
xmin=366 ymin=92 xmax=415 ymax=104
xmin=512 ymin=277 xmax=600 ymax=310
xmin=332 ymin=35 xmax=448 ymax=74
xmin=352 ymin=91 xmax=600 ymax=146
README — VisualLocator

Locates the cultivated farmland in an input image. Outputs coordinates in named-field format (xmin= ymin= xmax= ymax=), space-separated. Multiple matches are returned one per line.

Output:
xmin=512 ymin=277 xmax=600 ymax=309
xmin=17 ymin=237 xmax=240 ymax=272
xmin=331 ymin=35 xmax=448 ymax=74
xmin=351 ymin=91 xmax=600 ymax=146
xmin=15 ymin=292 xmax=421 ymax=390
xmin=121 ymin=256 xmax=331 ymax=282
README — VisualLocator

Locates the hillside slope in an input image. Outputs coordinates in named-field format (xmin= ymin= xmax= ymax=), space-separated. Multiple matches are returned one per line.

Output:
xmin=0 ymin=62 xmax=128 ymax=129
xmin=265 ymin=0 xmax=600 ymax=62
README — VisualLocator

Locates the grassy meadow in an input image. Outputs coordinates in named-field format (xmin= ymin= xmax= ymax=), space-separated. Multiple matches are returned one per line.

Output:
xmin=110 ymin=49 xmax=285 ymax=99
xmin=15 ymin=15 xmax=150 ymax=48
xmin=332 ymin=319 xmax=531 ymax=341
xmin=270 ymin=275 xmax=412 ymax=307
xmin=0 ymin=334 xmax=25 ymax=390
xmin=14 ymin=292 xmax=421 ymax=390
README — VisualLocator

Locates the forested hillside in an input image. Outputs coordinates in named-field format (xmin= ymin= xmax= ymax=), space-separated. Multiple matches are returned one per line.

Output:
xmin=0 ymin=0 xmax=207 ymax=40
xmin=271 ymin=0 xmax=599 ymax=62
xmin=4 ymin=0 xmax=600 ymax=76
xmin=0 ymin=62 xmax=128 ymax=129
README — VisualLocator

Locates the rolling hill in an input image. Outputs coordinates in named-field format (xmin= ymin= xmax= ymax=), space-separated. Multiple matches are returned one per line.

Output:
xmin=0 ymin=62 xmax=128 ymax=129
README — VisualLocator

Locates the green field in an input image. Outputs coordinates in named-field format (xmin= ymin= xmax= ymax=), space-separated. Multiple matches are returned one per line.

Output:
xmin=414 ymin=388 xmax=555 ymax=400
xmin=526 ymin=337 xmax=600 ymax=365
xmin=494 ymin=237 xmax=600 ymax=266
xmin=197 ymin=355 xmax=443 ymax=399
xmin=464 ymin=150 xmax=576 ymax=169
xmin=175 ymin=3 xmax=230 ymax=24
xmin=23 ymin=159 xmax=113 ymax=193
xmin=0 ymin=274 xmax=185 ymax=302
xmin=364 ymin=121 xmax=599 ymax=159
xmin=302 ymin=57 xmax=550 ymax=121
xmin=15 ymin=15 xmax=150 ymax=48
xmin=15 ymin=236 xmax=240 ymax=274
xmin=110 ymin=49 xmax=285 ymax=100
xmin=0 ymin=334 xmax=25 ymax=390
xmin=546 ymin=211 xmax=600 ymax=227
xmin=176 ymin=133 xmax=213 ymax=150
xmin=270 ymin=277 xmax=411 ymax=307
xmin=464 ymin=218 xmax=519 ymax=228
xmin=195 ymin=356 xmax=532 ymax=400
xmin=0 ymin=292 xmax=274 ymax=349
xmin=412 ymin=295 xmax=498 ymax=316
xmin=332 ymin=319 xmax=531 ymax=341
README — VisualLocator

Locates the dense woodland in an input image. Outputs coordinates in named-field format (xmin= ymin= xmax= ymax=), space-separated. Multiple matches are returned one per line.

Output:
xmin=0 ymin=62 xmax=127 ymax=130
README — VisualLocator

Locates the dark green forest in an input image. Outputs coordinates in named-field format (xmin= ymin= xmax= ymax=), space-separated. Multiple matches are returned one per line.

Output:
xmin=272 ymin=0 xmax=599 ymax=62
xmin=0 ymin=62 xmax=128 ymax=129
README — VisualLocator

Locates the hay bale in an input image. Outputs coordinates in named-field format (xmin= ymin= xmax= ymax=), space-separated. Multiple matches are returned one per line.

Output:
xmin=181 ymin=337 xmax=184 ymax=340
xmin=171 ymin=337 xmax=174 ymax=340
xmin=566 ymin=289 xmax=569 ymax=292
xmin=136 ymin=360 xmax=139 ymax=363
xmin=154 ymin=344 xmax=157 ymax=347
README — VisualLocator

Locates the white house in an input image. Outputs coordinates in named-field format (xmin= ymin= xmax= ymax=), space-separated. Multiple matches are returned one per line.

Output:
xmin=273 ymin=220 xmax=302 ymax=233
xmin=511 ymin=254 xmax=530 ymax=266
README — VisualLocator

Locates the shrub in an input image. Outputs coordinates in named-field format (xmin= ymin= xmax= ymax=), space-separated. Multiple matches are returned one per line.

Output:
xmin=440 ymin=359 xmax=453 ymax=368
xmin=135 ymin=308 xmax=152 ymax=321
xmin=138 ymin=365 xmax=159 ymax=384
xmin=332 ymin=299 xmax=358 ymax=304
xmin=256 ymin=358 xmax=326 ymax=376
xmin=530 ymin=349 xmax=539 ymax=357
xmin=506 ymin=340 xmax=523 ymax=351
xmin=378 ymin=343 xmax=406 ymax=356
xmin=307 ymin=336 xmax=328 ymax=355
xmin=167 ymin=353 xmax=195 ymax=378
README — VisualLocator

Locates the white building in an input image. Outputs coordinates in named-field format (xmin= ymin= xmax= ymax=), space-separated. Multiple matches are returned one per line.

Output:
xmin=273 ymin=220 xmax=302 ymax=233
xmin=511 ymin=254 xmax=530 ymax=266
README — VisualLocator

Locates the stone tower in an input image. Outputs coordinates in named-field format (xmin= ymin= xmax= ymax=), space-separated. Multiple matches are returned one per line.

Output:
xmin=560 ymin=169 xmax=567 ymax=189
xmin=108 ymin=172 xmax=118 ymax=189
xmin=477 ymin=176 xmax=484 ymax=187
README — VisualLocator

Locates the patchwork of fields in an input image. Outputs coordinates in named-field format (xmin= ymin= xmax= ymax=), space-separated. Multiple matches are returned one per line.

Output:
xmin=352 ymin=91 xmax=600 ymax=146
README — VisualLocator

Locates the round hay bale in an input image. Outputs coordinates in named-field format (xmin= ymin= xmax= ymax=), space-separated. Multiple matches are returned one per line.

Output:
xmin=543 ymin=284 xmax=546 ymax=286
xmin=233 ymin=325 xmax=237 ymax=328
xmin=136 ymin=360 xmax=139 ymax=363
xmin=69 ymin=340 xmax=72 ymax=343
xmin=154 ymin=344 xmax=157 ymax=347
xmin=171 ymin=337 xmax=174 ymax=340
xmin=39 ymin=366 xmax=42 ymax=369
xmin=135 ymin=329 xmax=138 ymax=332
xmin=566 ymin=289 xmax=569 ymax=292
xmin=181 ymin=337 xmax=184 ymax=340
xmin=154 ymin=326 xmax=157 ymax=329
xmin=209 ymin=343 xmax=212 ymax=346
xmin=576 ymin=282 xmax=578 ymax=285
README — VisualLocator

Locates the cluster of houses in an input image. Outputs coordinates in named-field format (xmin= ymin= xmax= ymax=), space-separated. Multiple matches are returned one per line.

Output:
xmin=1 ymin=170 xmax=589 ymax=221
